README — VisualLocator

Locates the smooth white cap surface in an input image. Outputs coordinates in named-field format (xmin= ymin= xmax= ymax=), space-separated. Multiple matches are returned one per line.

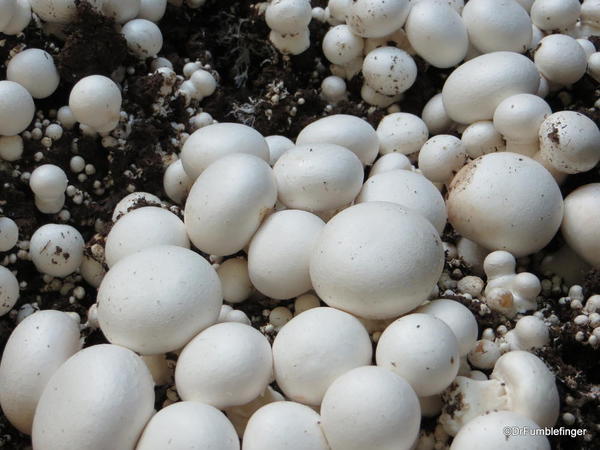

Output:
xmin=29 ymin=224 xmax=84 ymax=277
xmin=7 ymin=49 xmax=59 ymax=99
xmin=0 ymin=80 xmax=34 ymax=136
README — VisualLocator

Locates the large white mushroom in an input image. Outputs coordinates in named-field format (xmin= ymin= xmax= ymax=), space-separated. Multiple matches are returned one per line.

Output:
xmin=561 ymin=184 xmax=600 ymax=268
xmin=447 ymin=152 xmax=563 ymax=256
xmin=272 ymin=307 xmax=372 ymax=405
xmin=97 ymin=245 xmax=222 ymax=355
xmin=310 ymin=202 xmax=444 ymax=319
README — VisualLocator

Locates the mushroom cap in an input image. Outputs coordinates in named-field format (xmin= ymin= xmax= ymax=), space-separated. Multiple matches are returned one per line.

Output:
xmin=31 ymin=344 xmax=155 ymax=450
xmin=362 ymin=47 xmax=417 ymax=96
xmin=0 ymin=310 xmax=80 ymax=434
xmin=447 ymin=152 xmax=563 ymax=256
xmin=6 ymin=48 xmax=59 ymax=99
xmin=538 ymin=111 xmax=600 ymax=174
xmin=184 ymin=153 xmax=277 ymax=256
xmin=462 ymin=0 xmax=532 ymax=54
xmin=0 ymin=80 xmax=35 ymax=136
xmin=265 ymin=0 xmax=312 ymax=34
xmin=0 ymin=0 xmax=16 ymax=30
xmin=321 ymin=366 xmax=421 ymax=450
xmin=175 ymin=322 xmax=273 ymax=409
xmin=357 ymin=169 xmax=447 ymax=234
xmin=492 ymin=351 xmax=559 ymax=428
xmin=265 ymin=135 xmax=294 ymax=166
xmin=69 ymin=75 xmax=122 ymax=131
xmin=422 ymin=93 xmax=454 ymax=135
xmin=97 ymin=245 xmax=222 ymax=355
xmin=450 ymin=411 xmax=550 ymax=449
xmin=102 ymin=0 xmax=140 ymax=23
xmin=181 ymin=122 xmax=269 ymax=180
xmin=272 ymin=307 xmax=372 ymax=405
xmin=493 ymin=93 xmax=551 ymax=143
xmin=347 ymin=0 xmax=410 ymax=38
xmin=310 ymin=202 xmax=444 ymax=319
xmin=29 ymin=164 xmax=67 ymax=199
xmin=376 ymin=313 xmax=460 ymax=396
xmin=163 ymin=159 xmax=193 ymax=204
xmin=2 ymin=0 xmax=30 ymax=36
xmin=534 ymin=34 xmax=587 ymax=86
xmin=273 ymin=144 xmax=364 ymax=212
xmin=369 ymin=152 xmax=412 ymax=176
xmin=418 ymin=134 xmax=468 ymax=184
xmin=269 ymin=29 xmax=310 ymax=55
xmin=441 ymin=52 xmax=540 ymax=124
xmin=530 ymin=0 xmax=581 ymax=31
xmin=296 ymin=114 xmax=379 ymax=166
xmin=376 ymin=112 xmax=429 ymax=155
xmin=561 ymin=183 xmax=600 ymax=268
xmin=248 ymin=210 xmax=325 ymax=299
xmin=405 ymin=0 xmax=468 ymax=68
xmin=322 ymin=24 xmax=364 ymax=66
xmin=461 ymin=121 xmax=505 ymax=158
xmin=243 ymin=402 xmax=330 ymax=450
xmin=416 ymin=299 xmax=479 ymax=356
xmin=105 ymin=206 xmax=189 ymax=267
xmin=0 ymin=266 xmax=19 ymax=317
xmin=0 ymin=217 xmax=18 ymax=252
xmin=136 ymin=401 xmax=239 ymax=450
xmin=121 ymin=19 xmax=163 ymax=58
xmin=111 ymin=191 xmax=162 ymax=221
xmin=217 ymin=257 xmax=253 ymax=304
xmin=29 ymin=224 xmax=84 ymax=277
xmin=29 ymin=0 xmax=101 ymax=23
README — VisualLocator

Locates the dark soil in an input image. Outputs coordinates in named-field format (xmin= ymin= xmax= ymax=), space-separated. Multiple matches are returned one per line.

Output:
xmin=0 ymin=1 xmax=598 ymax=449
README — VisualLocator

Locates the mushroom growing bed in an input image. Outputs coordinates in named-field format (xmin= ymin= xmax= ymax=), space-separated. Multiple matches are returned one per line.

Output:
xmin=0 ymin=0 xmax=599 ymax=449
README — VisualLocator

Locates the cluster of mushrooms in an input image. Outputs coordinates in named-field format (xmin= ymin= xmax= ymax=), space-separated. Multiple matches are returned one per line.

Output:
xmin=0 ymin=0 xmax=599 ymax=449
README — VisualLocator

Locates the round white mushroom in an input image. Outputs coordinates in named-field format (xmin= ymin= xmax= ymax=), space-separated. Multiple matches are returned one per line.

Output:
xmin=29 ymin=224 xmax=84 ymax=278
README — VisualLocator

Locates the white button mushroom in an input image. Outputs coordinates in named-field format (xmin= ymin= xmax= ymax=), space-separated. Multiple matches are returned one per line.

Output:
xmin=534 ymin=34 xmax=587 ymax=86
xmin=369 ymin=152 xmax=412 ymax=176
xmin=321 ymin=365 xmax=421 ymax=450
xmin=296 ymin=114 xmax=379 ymax=165
xmin=1 ymin=0 xmax=30 ymax=35
xmin=272 ymin=307 xmax=372 ymax=405
xmin=467 ymin=339 xmax=502 ymax=369
xmin=450 ymin=411 xmax=551 ymax=450
xmin=0 ymin=266 xmax=19 ymax=316
xmin=98 ymin=245 xmax=221 ymax=354
xmin=446 ymin=152 xmax=564 ymax=256
xmin=225 ymin=386 xmax=284 ymax=437
xmin=0 ymin=135 xmax=24 ymax=161
xmin=29 ymin=0 xmax=101 ymax=23
xmin=29 ymin=164 xmax=68 ymax=214
xmin=530 ymin=0 xmax=581 ymax=31
xmin=462 ymin=0 xmax=532 ymax=54
xmin=418 ymin=135 xmax=468 ymax=184
xmin=357 ymin=170 xmax=447 ymax=234
xmin=504 ymin=315 xmax=549 ymax=351
xmin=163 ymin=158 xmax=193 ymax=204
xmin=441 ymin=52 xmax=540 ymax=124
xmin=121 ymin=18 xmax=163 ymax=58
xmin=190 ymin=69 xmax=217 ymax=98
xmin=243 ymin=401 xmax=330 ymax=450
xmin=376 ymin=112 xmax=429 ymax=156
xmin=538 ymin=111 xmax=600 ymax=174
xmin=360 ymin=84 xmax=401 ymax=107
xmin=265 ymin=134 xmax=295 ymax=166
xmin=362 ymin=47 xmax=417 ymax=96
xmin=217 ymin=257 xmax=253 ymax=304
xmin=181 ymin=122 xmax=269 ymax=180
xmin=0 ymin=217 xmax=18 ymax=252
xmin=422 ymin=93 xmax=454 ymax=135
xmin=184 ymin=153 xmax=277 ymax=256
xmin=294 ymin=293 xmax=320 ymax=314
xmin=0 ymin=310 xmax=80 ymax=434
xmin=102 ymin=0 xmax=140 ymax=22
xmin=0 ymin=80 xmax=35 ymax=136
xmin=273 ymin=144 xmax=363 ymax=212
xmin=111 ymin=191 xmax=161 ymax=221
xmin=460 ymin=121 xmax=505 ymax=158
xmin=416 ymin=299 xmax=479 ymax=358
xmin=265 ymin=0 xmax=312 ymax=34
xmin=69 ymin=75 xmax=122 ymax=132
xmin=440 ymin=351 xmax=559 ymax=435
xmin=269 ymin=29 xmax=310 ymax=55
xmin=29 ymin=224 xmax=84 ymax=278
xmin=0 ymin=0 xmax=16 ymax=30
xmin=7 ymin=49 xmax=60 ymax=99
xmin=493 ymin=93 xmax=551 ymax=156
xmin=405 ymin=0 xmax=469 ymax=68
xmin=175 ymin=322 xmax=273 ymax=409
xmin=138 ymin=0 xmax=167 ymax=22
xmin=561 ymin=184 xmax=600 ymax=268
xmin=376 ymin=313 xmax=460 ymax=396
xmin=322 ymin=24 xmax=364 ymax=65
xmin=310 ymin=202 xmax=444 ymax=319
xmin=248 ymin=210 xmax=324 ymax=299
xmin=104 ymin=206 xmax=189 ymax=267
xmin=31 ymin=344 xmax=155 ymax=450
xmin=137 ymin=401 xmax=239 ymax=450
xmin=347 ymin=0 xmax=410 ymax=38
